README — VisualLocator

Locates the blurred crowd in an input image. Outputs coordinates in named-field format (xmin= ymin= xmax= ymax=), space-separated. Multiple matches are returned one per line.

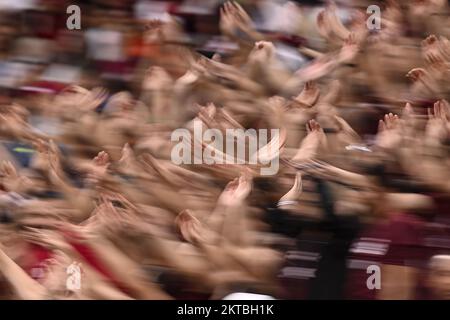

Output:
xmin=0 ymin=0 xmax=450 ymax=300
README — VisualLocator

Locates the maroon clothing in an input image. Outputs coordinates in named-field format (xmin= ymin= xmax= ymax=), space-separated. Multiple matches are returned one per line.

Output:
xmin=345 ymin=212 xmax=425 ymax=299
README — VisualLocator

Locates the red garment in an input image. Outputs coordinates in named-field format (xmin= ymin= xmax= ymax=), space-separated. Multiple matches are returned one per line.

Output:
xmin=22 ymin=243 xmax=53 ymax=282
xmin=61 ymin=229 xmax=132 ymax=296
xmin=345 ymin=212 xmax=426 ymax=299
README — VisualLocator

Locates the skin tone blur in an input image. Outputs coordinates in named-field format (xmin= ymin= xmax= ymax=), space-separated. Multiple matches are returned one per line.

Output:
xmin=0 ymin=0 xmax=449 ymax=299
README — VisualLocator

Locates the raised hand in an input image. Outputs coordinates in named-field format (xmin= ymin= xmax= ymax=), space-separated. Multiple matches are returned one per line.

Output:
xmin=422 ymin=35 xmax=448 ymax=65
xmin=56 ymin=86 xmax=108 ymax=115
xmin=316 ymin=2 xmax=351 ymax=45
xmin=30 ymin=139 xmax=52 ymax=174
xmin=175 ymin=209 xmax=206 ymax=244
xmin=93 ymin=151 xmax=110 ymax=175
xmin=85 ymin=151 xmax=110 ymax=186
xmin=217 ymin=172 xmax=253 ymax=206
xmin=278 ymin=173 xmax=303 ymax=206
xmin=338 ymin=33 xmax=360 ymax=63
xmin=294 ymin=54 xmax=338 ymax=83
xmin=220 ymin=1 xmax=258 ymax=40
xmin=247 ymin=41 xmax=276 ymax=66
xmin=375 ymin=113 xmax=402 ymax=150
xmin=292 ymin=120 xmax=327 ymax=162
xmin=406 ymin=67 xmax=442 ymax=98
xmin=334 ymin=115 xmax=360 ymax=145
xmin=425 ymin=100 xmax=450 ymax=144
xmin=292 ymin=82 xmax=320 ymax=108
xmin=0 ymin=161 xmax=31 ymax=193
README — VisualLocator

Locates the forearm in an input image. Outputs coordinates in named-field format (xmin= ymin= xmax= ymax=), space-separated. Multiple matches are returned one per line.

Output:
xmin=0 ymin=247 xmax=50 ymax=299
xmin=87 ymin=236 xmax=171 ymax=299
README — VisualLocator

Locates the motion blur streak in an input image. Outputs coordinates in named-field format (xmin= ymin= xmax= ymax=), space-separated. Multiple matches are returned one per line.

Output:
xmin=0 ymin=0 xmax=449 ymax=300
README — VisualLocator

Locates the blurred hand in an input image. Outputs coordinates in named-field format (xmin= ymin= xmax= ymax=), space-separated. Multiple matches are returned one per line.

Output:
xmin=376 ymin=113 xmax=402 ymax=150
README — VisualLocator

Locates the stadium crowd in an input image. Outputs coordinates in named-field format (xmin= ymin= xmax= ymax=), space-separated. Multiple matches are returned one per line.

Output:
xmin=0 ymin=0 xmax=449 ymax=300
